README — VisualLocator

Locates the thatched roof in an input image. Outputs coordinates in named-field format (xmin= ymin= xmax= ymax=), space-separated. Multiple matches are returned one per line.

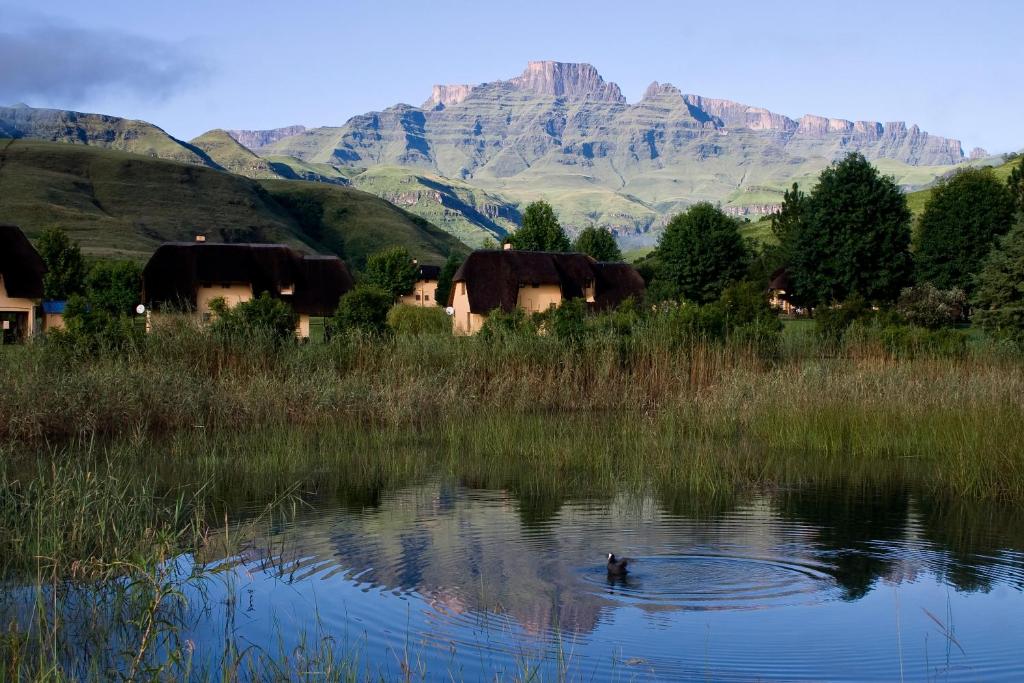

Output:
xmin=142 ymin=243 xmax=353 ymax=315
xmin=450 ymin=250 xmax=644 ymax=313
xmin=768 ymin=267 xmax=792 ymax=293
xmin=417 ymin=264 xmax=441 ymax=281
xmin=0 ymin=224 xmax=45 ymax=299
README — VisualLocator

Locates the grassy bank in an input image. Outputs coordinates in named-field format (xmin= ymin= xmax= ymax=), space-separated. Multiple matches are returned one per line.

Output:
xmin=1 ymin=317 xmax=1022 ymax=501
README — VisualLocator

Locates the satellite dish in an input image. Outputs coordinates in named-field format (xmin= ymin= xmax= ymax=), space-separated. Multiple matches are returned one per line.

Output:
xmin=135 ymin=304 xmax=146 ymax=315
xmin=445 ymin=306 xmax=455 ymax=316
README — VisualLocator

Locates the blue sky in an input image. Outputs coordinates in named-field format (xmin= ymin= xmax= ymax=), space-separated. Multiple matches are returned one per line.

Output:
xmin=2 ymin=0 xmax=1021 ymax=153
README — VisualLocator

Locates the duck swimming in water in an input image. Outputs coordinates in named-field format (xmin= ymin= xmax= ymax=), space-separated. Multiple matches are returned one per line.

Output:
xmin=607 ymin=553 xmax=630 ymax=575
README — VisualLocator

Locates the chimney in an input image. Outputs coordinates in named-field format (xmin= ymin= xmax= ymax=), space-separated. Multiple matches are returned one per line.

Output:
xmin=503 ymin=243 xmax=512 ymax=251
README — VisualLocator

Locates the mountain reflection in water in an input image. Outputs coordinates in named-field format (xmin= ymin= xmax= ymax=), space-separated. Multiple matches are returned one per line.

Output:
xmin=187 ymin=482 xmax=1024 ymax=681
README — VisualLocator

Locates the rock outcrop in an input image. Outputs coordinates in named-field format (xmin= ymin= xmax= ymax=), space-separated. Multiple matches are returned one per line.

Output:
xmin=423 ymin=84 xmax=474 ymax=110
xmin=226 ymin=125 xmax=306 ymax=152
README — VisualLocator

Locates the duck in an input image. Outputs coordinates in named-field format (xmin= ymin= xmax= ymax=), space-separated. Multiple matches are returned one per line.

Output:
xmin=606 ymin=553 xmax=630 ymax=575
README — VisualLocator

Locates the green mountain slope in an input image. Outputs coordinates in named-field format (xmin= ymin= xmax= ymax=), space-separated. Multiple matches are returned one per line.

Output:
xmin=188 ymin=129 xmax=290 ymax=180
xmin=0 ymin=104 xmax=218 ymax=168
xmin=0 ymin=138 xmax=466 ymax=266
xmin=260 ymin=180 xmax=469 ymax=269
xmin=347 ymin=166 xmax=520 ymax=247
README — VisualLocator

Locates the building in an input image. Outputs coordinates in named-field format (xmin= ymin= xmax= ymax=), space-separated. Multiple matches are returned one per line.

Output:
xmin=142 ymin=242 xmax=354 ymax=337
xmin=768 ymin=268 xmax=795 ymax=315
xmin=448 ymin=249 xmax=645 ymax=335
xmin=398 ymin=264 xmax=441 ymax=307
xmin=0 ymin=224 xmax=46 ymax=343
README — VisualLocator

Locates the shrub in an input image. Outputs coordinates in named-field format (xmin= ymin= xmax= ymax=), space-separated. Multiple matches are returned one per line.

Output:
xmin=550 ymin=298 xmax=588 ymax=345
xmin=896 ymin=284 xmax=966 ymax=329
xmin=53 ymin=293 xmax=145 ymax=353
xmin=209 ymin=293 xmax=298 ymax=344
xmin=387 ymin=305 xmax=452 ymax=335
xmin=333 ymin=285 xmax=393 ymax=336
xmin=478 ymin=307 xmax=534 ymax=341
xmin=814 ymin=296 xmax=871 ymax=343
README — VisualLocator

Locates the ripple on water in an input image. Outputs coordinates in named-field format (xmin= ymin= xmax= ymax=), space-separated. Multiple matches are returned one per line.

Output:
xmin=579 ymin=554 xmax=838 ymax=611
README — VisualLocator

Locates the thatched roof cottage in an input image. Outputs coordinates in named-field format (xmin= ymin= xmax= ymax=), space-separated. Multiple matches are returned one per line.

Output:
xmin=142 ymin=242 xmax=354 ymax=337
xmin=448 ymin=249 xmax=645 ymax=335
xmin=0 ymin=224 xmax=45 ymax=342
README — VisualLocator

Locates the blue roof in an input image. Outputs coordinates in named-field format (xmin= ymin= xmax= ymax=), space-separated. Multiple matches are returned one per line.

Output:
xmin=42 ymin=301 xmax=66 ymax=314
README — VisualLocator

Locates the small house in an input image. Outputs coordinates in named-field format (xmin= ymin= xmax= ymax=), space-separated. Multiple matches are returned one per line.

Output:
xmin=142 ymin=242 xmax=354 ymax=338
xmin=398 ymin=264 xmax=441 ymax=307
xmin=0 ymin=224 xmax=45 ymax=343
xmin=768 ymin=268 xmax=795 ymax=315
xmin=448 ymin=249 xmax=645 ymax=335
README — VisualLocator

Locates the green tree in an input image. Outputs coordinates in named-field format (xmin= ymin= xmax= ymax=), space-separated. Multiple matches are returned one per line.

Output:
xmin=1008 ymin=156 xmax=1024 ymax=212
xmin=654 ymin=202 xmax=748 ymax=303
xmin=434 ymin=253 xmax=463 ymax=307
xmin=785 ymin=153 xmax=913 ymax=307
xmin=36 ymin=228 xmax=86 ymax=300
xmin=973 ymin=221 xmax=1024 ymax=342
xmin=507 ymin=201 xmax=571 ymax=252
xmin=573 ymin=226 xmax=622 ymax=261
xmin=333 ymin=285 xmax=393 ymax=335
xmin=770 ymin=182 xmax=806 ymax=264
xmin=363 ymin=247 xmax=418 ymax=299
xmin=85 ymin=261 xmax=142 ymax=316
xmin=210 ymin=292 xmax=298 ymax=344
xmin=915 ymin=168 xmax=1015 ymax=292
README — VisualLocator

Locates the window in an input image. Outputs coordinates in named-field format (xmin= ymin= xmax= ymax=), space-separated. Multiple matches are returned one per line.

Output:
xmin=424 ymin=294 xmax=430 ymax=301
xmin=461 ymin=282 xmax=466 ymax=295
xmin=415 ymin=294 xmax=421 ymax=301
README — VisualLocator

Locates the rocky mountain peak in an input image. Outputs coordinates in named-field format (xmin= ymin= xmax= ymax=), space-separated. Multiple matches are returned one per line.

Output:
xmin=509 ymin=61 xmax=625 ymax=103
xmin=642 ymin=81 xmax=682 ymax=100
xmin=423 ymin=84 xmax=475 ymax=110
xmin=683 ymin=95 xmax=796 ymax=132
xmin=226 ymin=125 xmax=306 ymax=152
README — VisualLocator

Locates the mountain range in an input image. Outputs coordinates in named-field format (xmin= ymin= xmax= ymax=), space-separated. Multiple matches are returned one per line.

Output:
xmin=0 ymin=61 xmax=996 ymax=250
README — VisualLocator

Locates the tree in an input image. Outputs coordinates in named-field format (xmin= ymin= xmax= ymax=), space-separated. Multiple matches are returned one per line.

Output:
xmin=85 ymin=261 xmax=142 ymax=316
xmin=784 ymin=153 xmax=913 ymax=307
xmin=973 ymin=221 xmax=1024 ymax=342
xmin=363 ymin=247 xmax=418 ymax=299
xmin=573 ymin=226 xmax=622 ymax=261
xmin=507 ymin=201 xmax=571 ymax=252
xmin=36 ymin=228 xmax=86 ymax=300
xmin=915 ymin=168 xmax=1015 ymax=292
xmin=1009 ymin=156 xmax=1024 ymax=212
xmin=333 ymin=285 xmax=393 ymax=335
xmin=434 ymin=253 xmax=463 ymax=307
xmin=770 ymin=182 xmax=806 ymax=266
xmin=654 ymin=202 xmax=748 ymax=303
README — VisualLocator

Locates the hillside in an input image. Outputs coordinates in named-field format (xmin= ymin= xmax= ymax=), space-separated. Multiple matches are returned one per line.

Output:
xmin=0 ymin=138 xmax=466 ymax=266
xmin=188 ymin=129 xmax=291 ymax=180
xmin=0 ymin=104 xmax=218 ymax=168
xmin=260 ymin=61 xmax=968 ymax=243
xmin=347 ymin=166 xmax=520 ymax=246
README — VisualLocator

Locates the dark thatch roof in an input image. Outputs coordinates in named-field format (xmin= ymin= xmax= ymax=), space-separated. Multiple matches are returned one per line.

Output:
xmin=0 ymin=224 xmax=45 ymax=300
xmin=142 ymin=243 xmax=354 ymax=316
xmin=768 ymin=267 xmax=792 ymax=293
xmin=416 ymin=264 xmax=441 ymax=281
xmin=450 ymin=250 xmax=645 ymax=313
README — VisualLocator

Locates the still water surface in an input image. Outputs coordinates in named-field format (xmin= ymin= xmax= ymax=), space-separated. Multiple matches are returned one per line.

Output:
xmin=181 ymin=482 xmax=1024 ymax=681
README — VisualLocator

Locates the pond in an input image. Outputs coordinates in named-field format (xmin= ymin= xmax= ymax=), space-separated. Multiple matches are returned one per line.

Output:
xmin=174 ymin=480 xmax=1023 ymax=681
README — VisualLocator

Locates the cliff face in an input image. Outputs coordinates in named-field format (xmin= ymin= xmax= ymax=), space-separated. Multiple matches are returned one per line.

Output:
xmin=259 ymin=61 xmax=965 ymax=239
xmin=226 ymin=125 xmax=307 ymax=151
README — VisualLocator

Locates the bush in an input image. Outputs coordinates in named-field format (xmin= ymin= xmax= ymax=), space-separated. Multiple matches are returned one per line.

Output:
xmin=550 ymin=298 xmax=588 ymax=344
xmin=333 ymin=285 xmax=393 ymax=336
xmin=363 ymin=247 xmax=418 ymax=299
xmin=846 ymin=319 xmax=968 ymax=357
xmin=209 ymin=293 xmax=298 ymax=345
xmin=478 ymin=307 xmax=534 ymax=341
xmin=896 ymin=284 xmax=966 ymax=329
xmin=814 ymin=296 xmax=871 ymax=343
xmin=387 ymin=305 xmax=452 ymax=335
xmin=52 ymin=293 xmax=145 ymax=354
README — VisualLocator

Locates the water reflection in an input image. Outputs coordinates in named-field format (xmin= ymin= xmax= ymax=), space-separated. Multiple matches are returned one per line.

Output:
xmin=189 ymin=481 xmax=1024 ymax=681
